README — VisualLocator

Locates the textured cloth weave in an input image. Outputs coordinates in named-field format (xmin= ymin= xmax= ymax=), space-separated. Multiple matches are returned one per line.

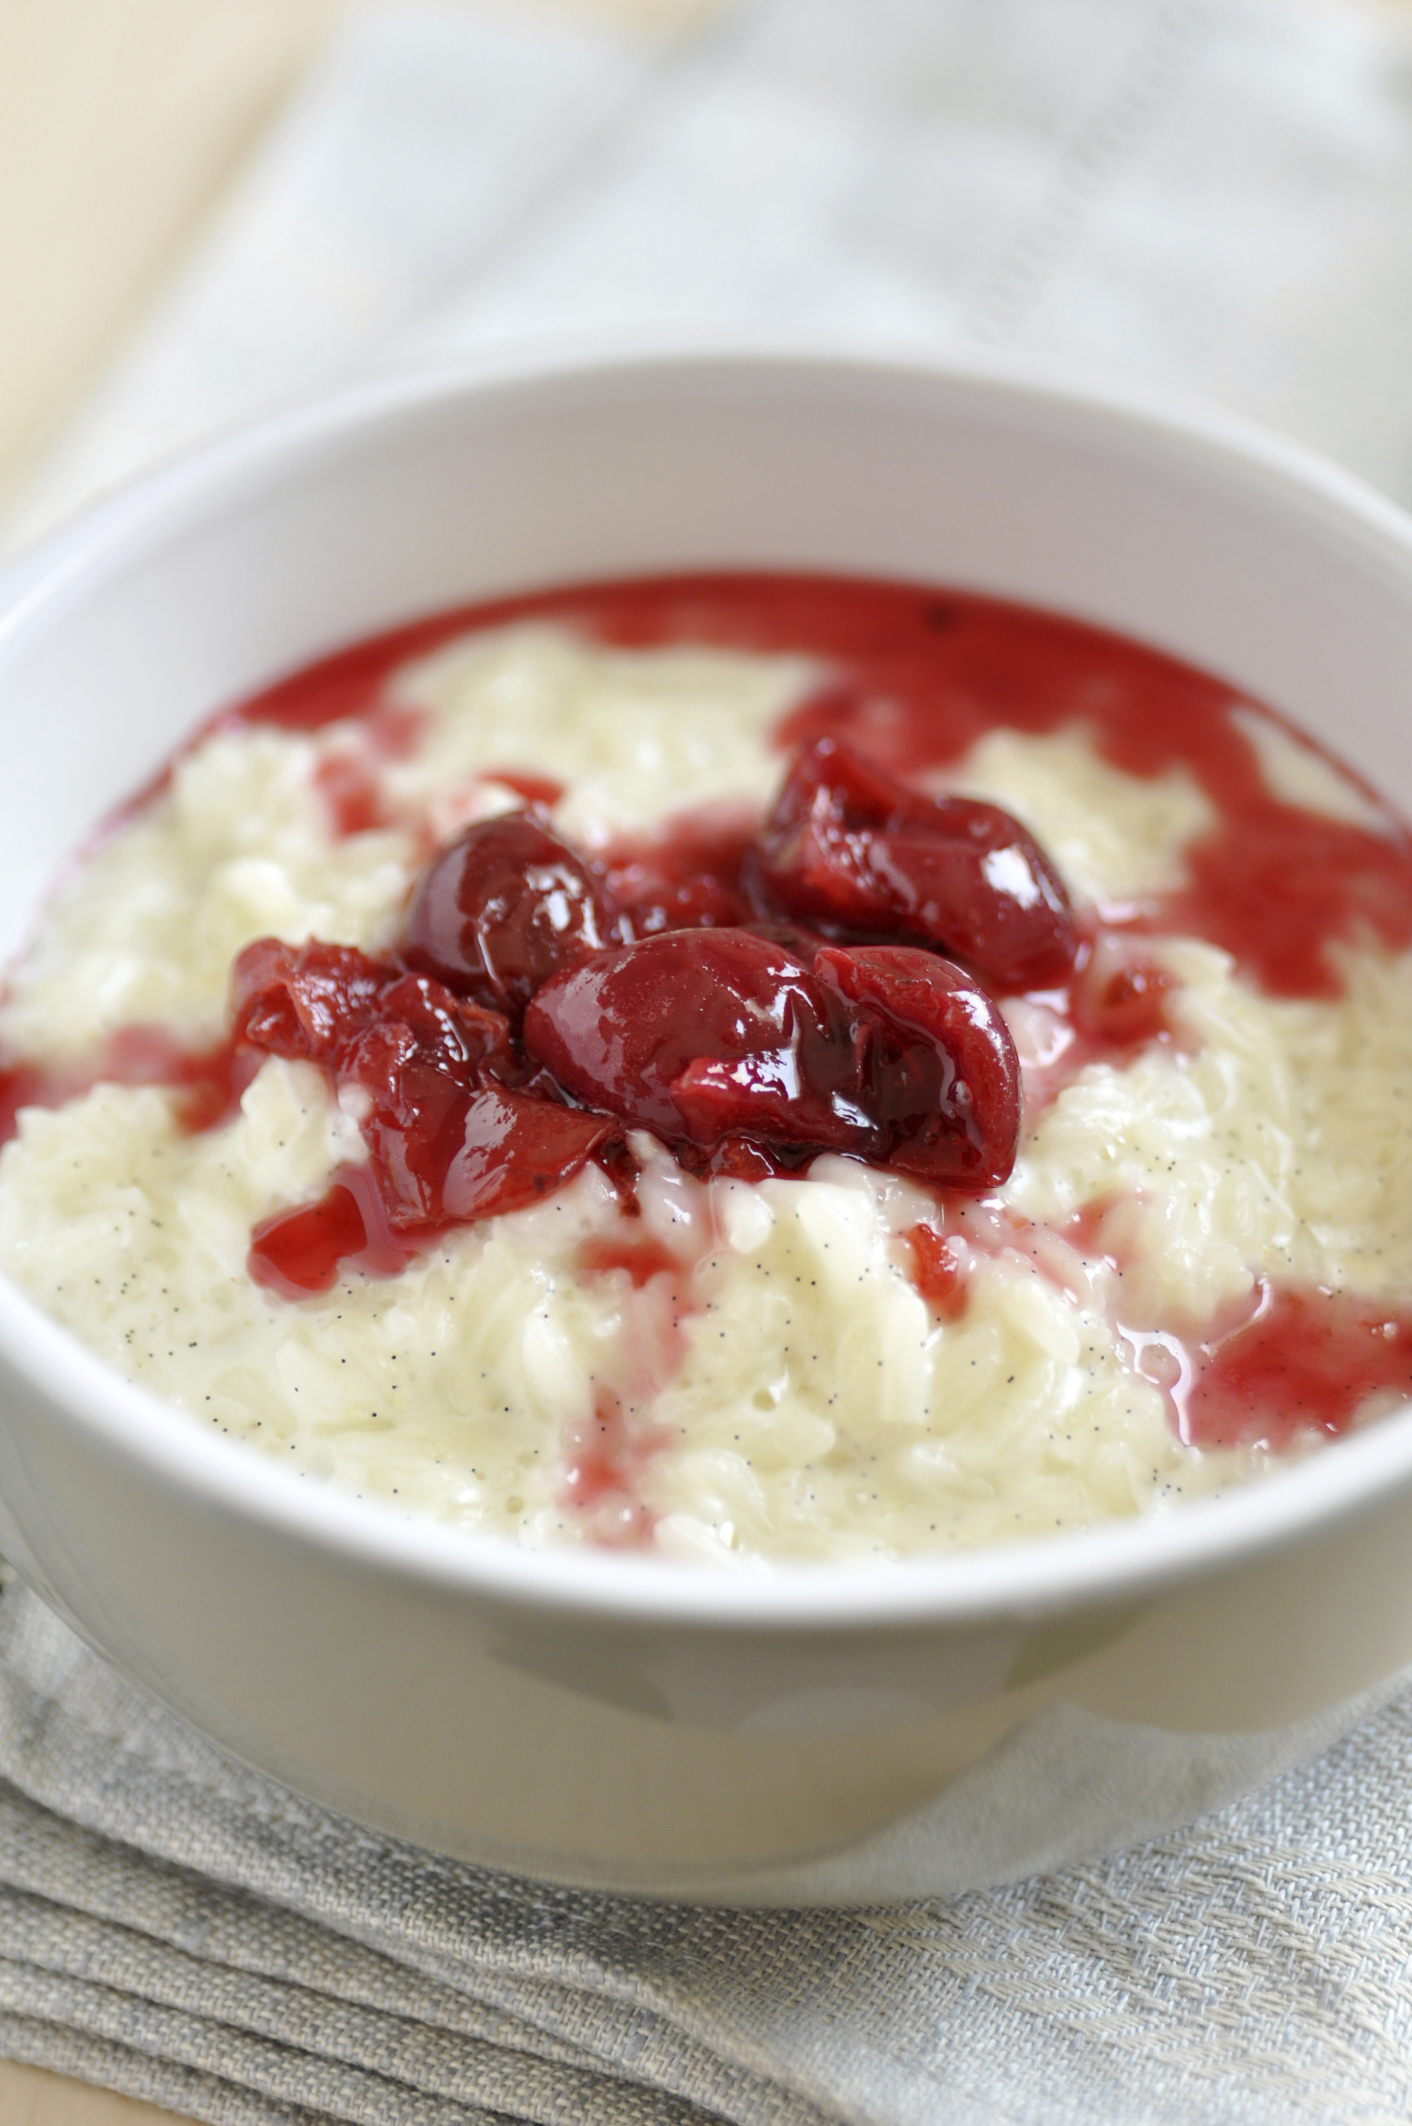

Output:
xmin=3 ymin=1578 xmax=1412 ymax=2123
xmin=5 ymin=0 xmax=1412 ymax=2119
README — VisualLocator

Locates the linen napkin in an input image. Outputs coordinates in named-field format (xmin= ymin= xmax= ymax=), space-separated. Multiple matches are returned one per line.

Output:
xmin=7 ymin=0 xmax=1412 ymax=2120
xmin=4 ymin=1572 xmax=1412 ymax=2126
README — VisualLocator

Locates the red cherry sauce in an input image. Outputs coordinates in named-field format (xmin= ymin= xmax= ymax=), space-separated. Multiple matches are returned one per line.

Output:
xmin=250 ymin=1183 xmax=369 ymax=1301
xmin=604 ymin=807 xmax=757 ymax=935
xmin=904 ymin=1223 xmax=969 ymax=1321
xmin=305 ymin=704 xmax=426 ymax=837
xmin=0 ymin=1025 xmax=252 ymax=1148
xmin=1183 ymin=1286 xmax=1412 ymax=1450
xmin=579 ymin=1232 xmax=681 ymax=1287
xmin=562 ymin=1386 xmax=666 ymax=1547
xmin=11 ymin=572 xmax=1412 ymax=1463
xmin=567 ymin=1233 xmax=698 ymax=1543
xmin=314 ymin=754 xmax=385 ymax=837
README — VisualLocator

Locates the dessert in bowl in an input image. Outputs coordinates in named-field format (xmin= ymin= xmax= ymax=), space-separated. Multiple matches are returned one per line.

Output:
xmin=2 ymin=350 xmax=1412 ymax=1901
xmin=7 ymin=572 xmax=1411 ymax=1564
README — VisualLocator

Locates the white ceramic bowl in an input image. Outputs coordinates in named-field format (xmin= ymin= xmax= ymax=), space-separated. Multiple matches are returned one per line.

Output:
xmin=3 ymin=350 xmax=1412 ymax=1905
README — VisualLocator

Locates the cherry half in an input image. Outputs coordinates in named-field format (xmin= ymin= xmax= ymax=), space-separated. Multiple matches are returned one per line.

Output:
xmin=405 ymin=812 xmax=621 ymax=1019
xmin=750 ymin=736 xmax=1078 ymax=989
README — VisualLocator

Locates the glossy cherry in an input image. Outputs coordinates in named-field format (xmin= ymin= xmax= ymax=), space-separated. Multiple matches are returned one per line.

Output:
xmin=404 ymin=812 xmax=620 ymax=1018
xmin=525 ymin=928 xmax=840 ymax=1146
xmin=812 ymin=943 xmax=1021 ymax=1185
xmin=523 ymin=927 xmax=1020 ymax=1187
xmin=751 ymin=737 xmax=1078 ymax=989
xmin=231 ymin=937 xmax=389 ymax=1065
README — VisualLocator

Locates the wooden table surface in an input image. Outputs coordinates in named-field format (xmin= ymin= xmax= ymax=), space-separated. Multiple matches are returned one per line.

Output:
xmin=0 ymin=0 xmax=1399 ymax=2119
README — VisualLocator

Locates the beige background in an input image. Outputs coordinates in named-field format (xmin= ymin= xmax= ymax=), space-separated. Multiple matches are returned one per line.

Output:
xmin=0 ymin=0 xmax=1401 ymax=2120
xmin=0 ymin=0 xmax=707 ymax=517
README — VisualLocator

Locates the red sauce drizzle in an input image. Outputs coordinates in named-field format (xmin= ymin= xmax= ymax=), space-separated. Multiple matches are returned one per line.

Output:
xmin=0 ymin=1026 xmax=250 ymax=1148
xmin=904 ymin=1223 xmax=968 ymax=1320
xmin=491 ymin=768 xmax=566 ymax=808
xmin=562 ymin=1386 xmax=660 ymax=1546
xmin=578 ymin=1233 xmax=680 ymax=1288
xmin=314 ymin=754 xmax=385 ymax=837
xmin=250 ymin=1182 xmax=368 ymax=1301
xmin=1072 ymin=955 xmax=1177 ymax=1050
xmin=1183 ymin=1286 xmax=1412 ymax=1450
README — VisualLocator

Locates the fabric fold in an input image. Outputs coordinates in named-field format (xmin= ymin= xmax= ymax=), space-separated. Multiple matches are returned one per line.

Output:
xmin=4 ymin=1582 xmax=1412 ymax=2124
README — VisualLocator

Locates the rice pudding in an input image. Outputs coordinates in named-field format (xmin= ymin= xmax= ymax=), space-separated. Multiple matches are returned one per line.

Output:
xmin=3 ymin=573 xmax=1411 ymax=1564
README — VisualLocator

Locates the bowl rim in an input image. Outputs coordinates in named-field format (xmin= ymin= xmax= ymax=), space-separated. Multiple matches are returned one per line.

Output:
xmin=6 ymin=337 xmax=1412 ymax=1635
